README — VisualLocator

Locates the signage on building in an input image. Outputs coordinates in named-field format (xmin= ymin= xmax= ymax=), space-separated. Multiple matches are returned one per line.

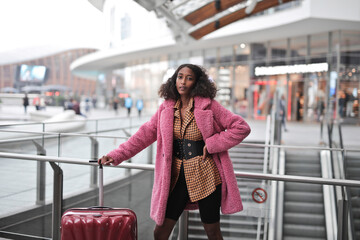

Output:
xmin=255 ymin=63 xmax=329 ymax=76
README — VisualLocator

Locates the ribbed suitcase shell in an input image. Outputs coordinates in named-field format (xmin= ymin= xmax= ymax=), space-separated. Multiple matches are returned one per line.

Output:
xmin=61 ymin=207 xmax=137 ymax=240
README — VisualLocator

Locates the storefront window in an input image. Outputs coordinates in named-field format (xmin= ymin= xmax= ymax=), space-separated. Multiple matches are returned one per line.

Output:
xmin=338 ymin=30 xmax=360 ymax=118
xmin=251 ymin=42 xmax=267 ymax=79
xmin=204 ymin=48 xmax=217 ymax=66
xmin=178 ymin=52 xmax=190 ymax=65
xmin=289 ymin=74 xmax=305 ymax=121
xmin=219 ymin=46 xmax=233 ymax=64
xmin=304 ymin=72 xmax=327 ymax=121
xmin=252 ymin=76 xmax=278 ymax=120
xmin=208 ymin=66 xmax=218 ymax=82
xmin=216 ymin=66 xmax=234 ymax=109
xmin=234 ymin=64 xmax=250 ymax=117
xmin=189 ymin=50 xmax=204 ymax=65
xmin=290 ymin=36 xmax=307 ymax=65
xmin=234 ymin=43 xmax=249 ymax=63
xmin=270 ymin=39 xmax=287 ymax=66
xmin=168 ymin=53 xmax=178 ymax=69
xmin=310 ymin=32 xmax=328 ymax=63
xmin=251 ymin=43 xmax=267 ymax=61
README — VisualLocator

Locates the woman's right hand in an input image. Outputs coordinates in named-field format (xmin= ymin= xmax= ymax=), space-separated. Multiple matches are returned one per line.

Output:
xmin=98 ymin=155 xmax=114 ymax=165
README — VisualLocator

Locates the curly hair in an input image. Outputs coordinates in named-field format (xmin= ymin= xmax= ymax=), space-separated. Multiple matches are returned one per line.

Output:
xmin=158 ymin=64 xmax=217 ymax=100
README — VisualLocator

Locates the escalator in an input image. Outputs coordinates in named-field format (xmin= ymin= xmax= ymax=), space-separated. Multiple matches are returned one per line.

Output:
xmin=346 ymin=151 xmax=360 ymax=239
xmin=282 ymin=150 xmax=327 ymax=239
xmin=330 ymin=122 xmax=360 ymax=239
xmin=187 ymin=141 xmax=268 ymax=239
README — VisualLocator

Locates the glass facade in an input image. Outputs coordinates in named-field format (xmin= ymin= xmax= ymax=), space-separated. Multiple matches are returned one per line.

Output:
xmin=0 ymin=49 xmax=97 ymax=97
xmin=111 ymin=30 xmax=360 ymax=123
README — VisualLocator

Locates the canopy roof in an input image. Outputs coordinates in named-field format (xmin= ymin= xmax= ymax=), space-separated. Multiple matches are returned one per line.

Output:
xmin=134 ymin=0 xmax=296 ymax=41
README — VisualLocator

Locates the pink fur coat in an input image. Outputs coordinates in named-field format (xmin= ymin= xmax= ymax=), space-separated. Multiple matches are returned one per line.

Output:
xmin=107 ymin=96 xmax=251 ymax=225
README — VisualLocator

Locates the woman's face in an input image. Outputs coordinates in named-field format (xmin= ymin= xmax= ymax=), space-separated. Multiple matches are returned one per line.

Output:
xmin=176 ymin=67 xmax=196 ymax=98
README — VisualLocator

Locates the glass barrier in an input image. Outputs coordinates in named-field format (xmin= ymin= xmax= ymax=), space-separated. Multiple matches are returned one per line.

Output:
xmin=0 ymin=116 xmax=150 ymax=227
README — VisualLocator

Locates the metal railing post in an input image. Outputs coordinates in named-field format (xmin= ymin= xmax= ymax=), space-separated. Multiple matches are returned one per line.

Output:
xmin=49 ymin=162 xmax=63 ymax=240
xmin=90 ymin=137 xmax=99 ymax=188
xmin=147 ymin=143 xmax=154 ymax=164
xmin=32 ymin=140 xmax=46 ymax=205
xmin=122 ymin=129 xmax=132 ymax=176
xmin=178 ymin=211 xmax=188 ymax=240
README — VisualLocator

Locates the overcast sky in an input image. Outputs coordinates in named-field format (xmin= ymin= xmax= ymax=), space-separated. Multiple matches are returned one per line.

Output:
xmin=0 ymin=0 xmax=106 ymax=64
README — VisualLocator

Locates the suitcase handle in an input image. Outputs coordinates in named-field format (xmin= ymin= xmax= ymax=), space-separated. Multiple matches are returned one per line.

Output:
xmin=89 ymin=160 xmax=104 ymax=206
xmin=89 ymin=206 xmax=113 ymax=209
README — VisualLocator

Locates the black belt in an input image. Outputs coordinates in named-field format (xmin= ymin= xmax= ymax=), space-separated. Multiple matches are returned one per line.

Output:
xmin=173 ymin=139 xmax=205 ymax=160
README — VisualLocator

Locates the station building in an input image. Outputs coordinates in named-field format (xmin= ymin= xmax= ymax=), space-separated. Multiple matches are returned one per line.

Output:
xmin=71 ymin=0 xmax=360 ymax=123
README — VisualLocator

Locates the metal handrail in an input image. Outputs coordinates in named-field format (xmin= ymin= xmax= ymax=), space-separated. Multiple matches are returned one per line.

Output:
xmin=331 ymin=121 xmax=355 ymax=240
xmin=1 ymin=151 xmax=360 ymax=187
xmin=0 ymin=114 xmax=152 ymax=127
xmin=1 ymin=152 xmax=360 ymax=240
xmin=321 ymin=150 xmax=337 ymax=240
xmin=2 ymin=128 xmax=360 ymax=153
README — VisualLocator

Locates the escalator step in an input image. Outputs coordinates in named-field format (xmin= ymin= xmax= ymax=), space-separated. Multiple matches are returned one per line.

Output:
xmin=283 ymin=236 xmax=326 ymax=240
xmin=285 ymin=191 xmax=323 ymax=202
xmin=284 ymin=202 xmax=324 ymax=214
xmin=284 ymin=212 xmax=325 ymax=225
xmin=285 ymin=182 xmax=322 ymax=192
xmin=231 ymin=158 xmax=264 ymax=164
xmin=283 ymin=224 xmax=326 ymax=238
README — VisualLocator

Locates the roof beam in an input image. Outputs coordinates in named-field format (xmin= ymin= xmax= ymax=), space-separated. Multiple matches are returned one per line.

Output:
xmin=189 ymin=0 xmax=294 ymax=40
xmin=184 ymin=0 xmax=246 ymax=25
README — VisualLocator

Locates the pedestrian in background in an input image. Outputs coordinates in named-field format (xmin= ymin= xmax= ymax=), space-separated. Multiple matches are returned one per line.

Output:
xmin=136 ymin=99 xmax=144 ymax=117
xmin=338 ymin=90 xmax=346 ymax=118
xmin=23 ymin=93 xmax=29 ymax=114
xmin=279 ymin=94 xmax=288 ymax=132
xmin=113 ymin=97 xmax=119 ymax=115
xmin=125 ymin=96 xmax=133 ymax=117
xmin=98 ymin=64 xmax=251 ymax=240
xmin=85 ymin=97 xmax=91 ymax=113
xmin=33 ymin=95 xmax=40 ymax=111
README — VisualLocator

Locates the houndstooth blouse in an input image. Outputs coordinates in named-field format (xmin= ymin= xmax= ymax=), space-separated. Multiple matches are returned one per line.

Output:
xmin=171 ymin=98 xmax=222 ymax=202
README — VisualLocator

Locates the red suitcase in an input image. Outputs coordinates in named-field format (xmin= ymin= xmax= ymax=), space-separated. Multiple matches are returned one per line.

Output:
xmin=61 ymin=163 xmax=137 ymax=240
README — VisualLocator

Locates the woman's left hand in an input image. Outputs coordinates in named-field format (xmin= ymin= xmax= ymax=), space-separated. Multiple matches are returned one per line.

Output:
xmin=202 ymin=145 xmax=209 ymax=161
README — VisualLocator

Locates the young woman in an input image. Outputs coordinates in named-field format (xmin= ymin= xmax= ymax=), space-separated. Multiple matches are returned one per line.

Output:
xmin=99 ymin=64 xmax=251 ymax=240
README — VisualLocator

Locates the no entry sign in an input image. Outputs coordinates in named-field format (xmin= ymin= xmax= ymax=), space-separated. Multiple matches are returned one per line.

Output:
xmin=252 ymin=188 xmax=267 ymax=203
